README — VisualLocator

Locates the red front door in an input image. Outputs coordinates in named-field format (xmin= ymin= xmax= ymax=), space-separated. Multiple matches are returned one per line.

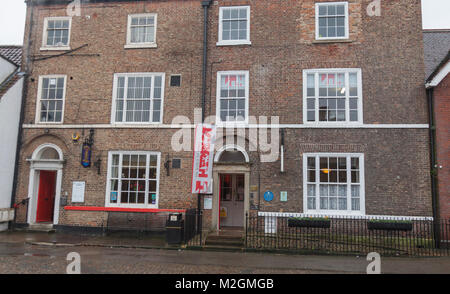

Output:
xmin=36 ymin=171 xmax=57 ymax=223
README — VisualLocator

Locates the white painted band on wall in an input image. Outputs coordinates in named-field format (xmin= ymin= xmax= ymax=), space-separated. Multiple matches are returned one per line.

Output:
xmin=258 ymin=211 xmax=434 ymax=221
xmin=22 ymin=124 xmax=430 ymax=129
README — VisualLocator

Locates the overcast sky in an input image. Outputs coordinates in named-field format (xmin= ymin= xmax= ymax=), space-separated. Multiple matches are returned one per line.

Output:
xmin=0 ymin=0 xmax=449 ymax=45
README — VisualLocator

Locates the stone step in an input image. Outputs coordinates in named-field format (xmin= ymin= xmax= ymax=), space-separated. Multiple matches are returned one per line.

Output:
xmin=205 ymin=236 xmax=244 ymax=247
xmin=206 ymin=235 xmax=244 ymax=242
xmin=27 ymin=223 xmax=55 ymax=233
xmin=202 ymin=245 xmax=245 ymax=252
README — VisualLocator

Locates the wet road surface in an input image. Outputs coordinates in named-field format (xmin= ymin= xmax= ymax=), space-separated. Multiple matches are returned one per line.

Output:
xmin=0 ymin=241 xmax=449 ymax=274
xmin=0 ymin=231 xmax=449 ymax=274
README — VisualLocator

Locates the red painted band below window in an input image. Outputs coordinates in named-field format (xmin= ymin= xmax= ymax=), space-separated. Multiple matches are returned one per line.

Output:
xmin=64 ymin=206 xmax=186 ymax=213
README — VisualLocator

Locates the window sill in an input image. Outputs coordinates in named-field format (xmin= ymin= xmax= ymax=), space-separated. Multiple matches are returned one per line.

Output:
xmin=40 ymin=46 xmax=71 ymax=51
xmin=35 ymin=121 xmax=64 ymax=125
xmin=124 ymin=43 xmax=157 ymax=49
xmin=64 ymin=206 xmax=183 ymax=213
xmin=216 ymin=121 xmax=249 ymax=128
xmin=216 ymin=40 xmax=252 ymax=47
xmin=312 ymin=39 xmax=353 ymax=44
xmin=302 ymin=122 xmax=363 ymax=127
xmin=105 ymin=204 xmax=159 ymax=210
xmin=110 ymin=122 xmax=163 ymax=126
xmin=303 ymin=211 xmax=365 ymax=217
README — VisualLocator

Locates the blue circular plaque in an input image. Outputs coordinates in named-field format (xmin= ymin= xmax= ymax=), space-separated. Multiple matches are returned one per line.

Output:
xmin=263 ymin=191 xmax=274 ymax=202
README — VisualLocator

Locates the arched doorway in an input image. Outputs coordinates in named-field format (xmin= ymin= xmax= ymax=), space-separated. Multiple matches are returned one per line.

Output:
xmin=212 ymin=145 xmax=250 ymax=232
xmin=27 ymin=143 xmax=64 ymax=226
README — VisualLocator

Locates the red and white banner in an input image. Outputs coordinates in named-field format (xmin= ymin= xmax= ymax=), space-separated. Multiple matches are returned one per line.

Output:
xmin=191 ymin=124 xmax=216 ymax=194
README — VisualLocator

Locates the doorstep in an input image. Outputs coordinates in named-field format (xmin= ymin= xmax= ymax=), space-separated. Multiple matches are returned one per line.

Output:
xmin=26 ymin=223 xmax=55 ymax=233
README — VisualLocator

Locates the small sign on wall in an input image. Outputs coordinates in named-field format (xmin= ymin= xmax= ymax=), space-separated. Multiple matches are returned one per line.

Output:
xmin=280 ymin=191 xmax=287 ymax=202
xmin=72 ymin=181 xmax=85 ymax=203
xmin=263 ymin=191 xmax=274 ymax=202
xmin=220 ymin=207 xmax=227 ymax=218
xmin=204 ymin=196 xmax=212 ymax=210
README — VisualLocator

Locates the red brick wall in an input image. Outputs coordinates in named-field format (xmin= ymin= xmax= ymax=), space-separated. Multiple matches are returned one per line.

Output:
xmin=434 ymin=73 xmax=450 ymax=221
xmin=13 ymin=0 xmax=433 ymax=228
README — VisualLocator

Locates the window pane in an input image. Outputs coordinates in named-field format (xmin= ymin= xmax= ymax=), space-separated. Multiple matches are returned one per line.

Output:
xmin=117 ymin=75 xmax=162 ymax=123
xmin=306 ymin=70 xmax=360 ymax=123
xmin=308 ymin=170 xmax=315 ymax=182
xmin=129 ymin=15 xmax=155 ymax=44
xmin=328 ymin=5 xmax=336 ymax=15
xmin=307 ymin=74 xmax=315 ymax=96
xmin=306 ymin=155 xmax=362 ymax=212
xmin=351 ymin=157 xmax=359 ymax=169
xmin=349 ymin=73 xmax=358 ymax=96
xmin=338 ymin=198 xmax=347 ymax=210
xmin=351 ymin=171 xmax=360 ymax=183
xmin=223 ymin=9 xmax=230 ymax=19
xmin=152 ymin=111 xmax=161 ymax=122
xmin=222 ymin=7 xmax=248 ymax=41
xmin=239 ymin=8 xmax=247 ymax=18
xmin=110 ymin=153 xmax=159 ymax=205
xmin=231 ymin=8 xmax=239 ymax=19
xmin=352 ymin=198 xmax=360 ymax=211
xmin=337 ymin=27 xmax=345 ymax=37
xmin=319 ymin=5 xmax=327 ymax=16
xmin=307 ymin=157 xmax=315 ymax=169
xmin=319 ymin=27 xmax=327 ymax=38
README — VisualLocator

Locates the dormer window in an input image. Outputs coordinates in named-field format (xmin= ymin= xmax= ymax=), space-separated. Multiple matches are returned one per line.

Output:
xmin=42 ymin=17 xmax=72 ymax=50
xmin=315 ymin=2 xmax=349 ymax=40
xmin=125 ymin=14 xmax=157 ymax=49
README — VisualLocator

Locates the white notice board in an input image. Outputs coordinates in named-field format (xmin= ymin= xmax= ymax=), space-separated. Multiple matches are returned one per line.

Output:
xmin=72 ymin=181 xmax=85 ymax=203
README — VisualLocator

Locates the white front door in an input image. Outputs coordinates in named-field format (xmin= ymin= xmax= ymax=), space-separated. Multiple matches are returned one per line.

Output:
xmin=219 ymin=174 xmax=245 ymax=227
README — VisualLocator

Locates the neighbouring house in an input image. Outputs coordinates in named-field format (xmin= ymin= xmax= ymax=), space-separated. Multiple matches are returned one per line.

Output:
xmin=0 ymin=46 xmax=23 ymax=231
xmin=13 ymin=0 xmax=433 ymax=234
xmin=424 ymin=29 xmax=450 ymax=223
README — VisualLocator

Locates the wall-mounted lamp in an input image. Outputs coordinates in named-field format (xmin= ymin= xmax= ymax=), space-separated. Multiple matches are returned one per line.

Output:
xmin=164 ymin=154 xmax=171 ymax=176
xmin=94 ymin=158 xmax=102 ymax=175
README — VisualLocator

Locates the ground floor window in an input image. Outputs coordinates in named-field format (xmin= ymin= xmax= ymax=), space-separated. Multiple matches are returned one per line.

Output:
xmin=303 ymin=153 xmax=364 ymax=215
xmin=106 ymin=151 xmax=160 ymax=208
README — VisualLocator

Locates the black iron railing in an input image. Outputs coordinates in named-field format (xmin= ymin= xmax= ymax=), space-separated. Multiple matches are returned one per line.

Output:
xmin=245 ymin=214 xmax=450 ymax=256
xmin=184 ymin=209 xmax=204 ymax=246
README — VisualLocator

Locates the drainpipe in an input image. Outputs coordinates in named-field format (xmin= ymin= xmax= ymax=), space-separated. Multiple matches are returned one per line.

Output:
xmin=426 ymin=87 xmax=440 ymax=248
xmin=9 ymin=0 xmax=35 ymax=229
xmin=197 ymin=0 xmax=212 ymax=233
xmin=201 ymin=0 xmax=212 ymax=122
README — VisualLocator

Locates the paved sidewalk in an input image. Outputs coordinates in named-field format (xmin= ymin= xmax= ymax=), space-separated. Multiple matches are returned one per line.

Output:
xmin=0 ymin=230 xmax=170 ymax=248
xmin=1 ymin=231 xmax=450 ymax=274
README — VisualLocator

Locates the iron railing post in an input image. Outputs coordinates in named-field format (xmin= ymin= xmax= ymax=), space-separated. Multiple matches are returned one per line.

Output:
xmin=245 ymin=212 xmax=248 ymax=248
xmin=199 ymin=209 xmax=203 ymax=247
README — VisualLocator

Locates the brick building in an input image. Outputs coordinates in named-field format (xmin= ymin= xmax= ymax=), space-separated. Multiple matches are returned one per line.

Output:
xmin=424 ymin=30 xmax=450 ymax=222
xmin=0 ymin=46 xmax=23 ymax=231
xmin=13 ymin=0 xmax=433 ymax=233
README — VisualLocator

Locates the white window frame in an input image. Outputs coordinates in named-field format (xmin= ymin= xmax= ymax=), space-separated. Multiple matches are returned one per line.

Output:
xmin=105 ymin=151 xmax=161 ymax=209
xmin=315 ymin=2 xmax=349 ymax=40
xmin=303 ymin=153 xmax=365 ymax=216
xmin=125 ymin=13 xmax=158 ymax=49
xmin=41 ymin=16 xmax=72 ymax=51
xmin=217 ymin=6 xmax=251 ymax=46
xmin=216 ymin=70 xmax=250 ymax=126
xmin=35 ymin=75 xmax=67 ymax=124
xmin=111 ymin=72 xmax=165 ymax=125
xmin=302 ymin=68 xmax=363 ymax=125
